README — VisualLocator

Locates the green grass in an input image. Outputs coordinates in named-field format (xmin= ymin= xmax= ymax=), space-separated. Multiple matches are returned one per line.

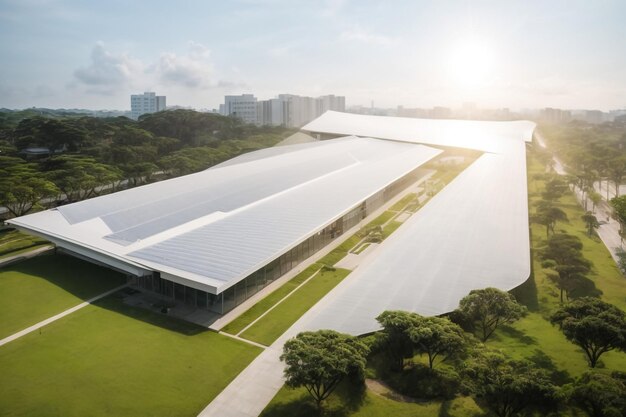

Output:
xmin=389 ymin=193 xmax=417 ymax=212
xmin=317 ymin=235 xmax=362 ymax=267
xmin=487 ymin=151 xmax=626 ymax=378
xmin=0 ymin=295 xmax=261 ymax=417
xmin=363 ymin=210 xmax=395 ymax=229
xmin=382 ymin=221 xmax=403 ymax=238
xmin=222 ymin=263 xmax=322 ymax=335
xmin=352 ymin=243 xmax=370 ymax=255
xmin=0 ymin=229 xmax=49 ymax=259
xmin=0 ymin=254 xmax=127 ymax=339
xmin=261 ymin=385 xmax=482 ymax=417
xmin=240 ymin=268 xmax=351 ymax=346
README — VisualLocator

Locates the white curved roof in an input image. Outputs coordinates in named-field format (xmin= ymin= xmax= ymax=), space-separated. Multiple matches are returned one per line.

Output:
xmin=303 ymin=111 xmax=535 ymax=153
xmin=296 ymin=112 xmax=535 ymax=334
xmin=9 ymin=136 xmax=441 ymax=294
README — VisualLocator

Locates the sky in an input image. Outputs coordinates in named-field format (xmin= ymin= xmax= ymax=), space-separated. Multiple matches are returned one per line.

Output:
xmin=0 ymin=0 xmax=625 ymax=111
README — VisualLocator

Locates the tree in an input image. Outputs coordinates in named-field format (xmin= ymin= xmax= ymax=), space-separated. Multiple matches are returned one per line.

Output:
xmin=567 ymin=371 xmax=626 ymax=417
xmin=281 ymin=330 xmax=368 ymax=409
xmin=542 ymin=175 xmax=568 ymax=202
xmin=406 ymin=316 xmax=466 ymax=369
xmin=456 ymin=288 xmax=527 ymax=342
xmin=606 ymin=157 xmax=626 ymax=198
xmin=589 ymin=191 xmax=602 ymax=213
xmin=0 ymin=156 xmax=58 ymax=217
xmin=534 ymin=201 xmax=568 ymax=237
xmin=551 ymin=297 xmax=626 ymax=368
xmin=43 ymin=156 xmax=122 ymax=202
xmin=375 ymin=310 xmax=420 ymax=371
xmin=541 ymin=233 xmax=592 ymax=302
xmin=463 ymin=350 xmax=559 ymax=417
xmin=582 ymin=212 xmax=600 ymax=237
xmin=610 ymin=195 xmax=626 ymax=234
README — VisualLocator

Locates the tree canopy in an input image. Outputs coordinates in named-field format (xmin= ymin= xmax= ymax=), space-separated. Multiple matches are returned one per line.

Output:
xmin=281 ymin=330 xmax=368 ymax=409
xmin=550 ymin=297 xmax=626 ymax=368
xmin=463 ymin=350 xmax=559 ymax=417
xmin=567 ymin=371 xmax=626 ymax=417
xmin=541 ymin=233 xmax=594 ymax=302
xmin=456 ymin=287 xmax=527 ymax=342
xmin=406 ymin=315 xmax=466 ymax=369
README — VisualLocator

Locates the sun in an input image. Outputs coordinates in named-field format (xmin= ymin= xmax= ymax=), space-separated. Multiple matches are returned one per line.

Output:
xmin=446 ymin=38 xmax=496 ymax=90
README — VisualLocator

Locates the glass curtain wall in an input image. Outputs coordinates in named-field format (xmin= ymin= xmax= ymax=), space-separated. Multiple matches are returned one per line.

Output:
xmin=135 ymin=167 xmax=424 ymax=314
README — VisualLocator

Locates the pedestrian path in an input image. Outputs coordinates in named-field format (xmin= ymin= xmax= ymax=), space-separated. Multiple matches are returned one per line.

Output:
xmin=0 ymin=283 xmax=128 ymax=347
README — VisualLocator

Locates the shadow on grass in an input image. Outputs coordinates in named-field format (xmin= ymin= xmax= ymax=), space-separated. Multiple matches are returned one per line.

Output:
xmin=261 ymin=381 xmax=366 ymax=417
xmin=528 ymin=349 xmax=572 ymax=385
xmin=93 ymin=294 xmax=207 ymax=336
xmin=511 ymin=228 xmax=539 ymax=311
xmin=3 ymin=252 xmax=127 ymax=301
xmin=498 ymin=325 xmax=537 ymax=346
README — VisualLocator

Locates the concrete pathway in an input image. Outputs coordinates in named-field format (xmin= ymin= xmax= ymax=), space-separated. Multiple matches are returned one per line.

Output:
xmin=0 ymin=283 xmax=128 ymax=347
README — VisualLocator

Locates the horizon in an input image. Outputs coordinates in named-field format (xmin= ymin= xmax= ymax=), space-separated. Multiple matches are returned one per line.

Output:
xmin=1 ymin=0 xmax=625 ymax=111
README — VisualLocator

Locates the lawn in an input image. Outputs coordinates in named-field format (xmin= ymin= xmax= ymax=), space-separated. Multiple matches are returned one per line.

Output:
xmin=0 ymin=295 xmax=261 ymax=417
xmin=239 ymin=267 xmax=351 ymax=346
xmin=0 ymin=229 xmax=49 ymax=259
xmin=221 ymin=263 xmax=323 ymax=335
xmin=0 ymin=254 xmax=127 ymax=339
xmin=261 ymin=384 xmax=482 ymax=417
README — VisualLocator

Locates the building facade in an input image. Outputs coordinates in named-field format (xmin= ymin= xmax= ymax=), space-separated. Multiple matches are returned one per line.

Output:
xmin=221 ymin=93 xmax=346 ymax=128
xmin=130 ymin=92 xmax=166 ymax=120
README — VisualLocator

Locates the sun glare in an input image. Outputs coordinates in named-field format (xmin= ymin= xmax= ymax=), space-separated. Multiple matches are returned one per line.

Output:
xmin=446 ymin=38 xmax=496 ymax=90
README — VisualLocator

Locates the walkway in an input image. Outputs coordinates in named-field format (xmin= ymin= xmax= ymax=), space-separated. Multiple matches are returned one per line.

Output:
xmin=0 ymin=283 xmax=128 ymax=347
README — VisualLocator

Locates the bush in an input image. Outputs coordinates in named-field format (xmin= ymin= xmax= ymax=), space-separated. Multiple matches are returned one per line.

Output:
xmin=386 ymin=364 xmax=461 ymax=400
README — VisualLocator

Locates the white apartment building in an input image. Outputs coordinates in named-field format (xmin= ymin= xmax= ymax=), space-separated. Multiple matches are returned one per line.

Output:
xmin=221 ymin=93 xmax=346 ymax=128
xmin=130 ymin=92 xmax=166 ymax=120
xmin=223 ymin=94 xmax=258 ymax=124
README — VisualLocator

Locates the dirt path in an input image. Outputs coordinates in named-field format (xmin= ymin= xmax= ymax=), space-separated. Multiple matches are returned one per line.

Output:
xmin=365 ymin=378 xmax=418 ymax=403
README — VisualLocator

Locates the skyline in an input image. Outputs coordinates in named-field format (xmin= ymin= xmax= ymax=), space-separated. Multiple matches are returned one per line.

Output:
xmin=1 ymin=0 xmax=625 ymax=111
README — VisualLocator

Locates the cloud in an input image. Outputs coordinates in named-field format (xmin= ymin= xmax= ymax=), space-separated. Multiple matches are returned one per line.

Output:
xmin=72 ymin=42 xmax=221 ymax=94
xmin=154 ymin=42 xmax=213 ymax=89
xmin=339 ymin=27 xmax=397 ymax=46
xmin=73 ymin=43 xmax=142 ymax=92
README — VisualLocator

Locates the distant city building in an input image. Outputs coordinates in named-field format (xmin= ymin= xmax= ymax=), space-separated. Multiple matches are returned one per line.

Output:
xmin=541 ymin=108 xmax=572 ymax=124
xmin=223 ymin=94 xmax=258 ymax=124
xmin=585 ymin=110 xmax=604 ymax=124
xmin=130 ymin=92 xmax=166 ymax=120
xmin=220 ymin=93 xmax=346 ymax=128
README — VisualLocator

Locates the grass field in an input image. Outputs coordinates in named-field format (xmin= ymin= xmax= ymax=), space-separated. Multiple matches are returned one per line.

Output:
xmin=0 ymin=254 xmax=127 ymax=339
xmin=221 ymin=263 xmax=323 ymax=335
xmin=261 ymin=383 xmax=482 ymax=417
xmin=239 ymin=268 xmax=351 ymax=346
xmin=0 ymin=295 xmax=261 ymax=417
xmin=0 ymin=229 xmax=49 ymax=259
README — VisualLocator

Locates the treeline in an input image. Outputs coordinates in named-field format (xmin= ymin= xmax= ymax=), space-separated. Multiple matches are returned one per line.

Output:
xmin=539 ymin=120 xmax=626 ymax=201
xmin=280 ymin=288 xmax=626 ymax=417
xmin=0 ymin=109 xmax=294 ymax=218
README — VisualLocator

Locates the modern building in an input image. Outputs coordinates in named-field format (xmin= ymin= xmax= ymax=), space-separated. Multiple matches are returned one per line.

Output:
xmin=300 ymin=111 xmax=535 ymax=334
xmin=220 ymin=93 xmax=346 ymax=128
xmin=130 ymin=92 xmax=166 ymax=120
xmin=8 ymin=135 xmax=441 ymax=315
xmin=222 ymin=94 xmax=258 ymax=124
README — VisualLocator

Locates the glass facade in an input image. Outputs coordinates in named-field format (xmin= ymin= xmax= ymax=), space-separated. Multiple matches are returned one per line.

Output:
xmin=135 ymin=166 xmax=424 ymax=315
